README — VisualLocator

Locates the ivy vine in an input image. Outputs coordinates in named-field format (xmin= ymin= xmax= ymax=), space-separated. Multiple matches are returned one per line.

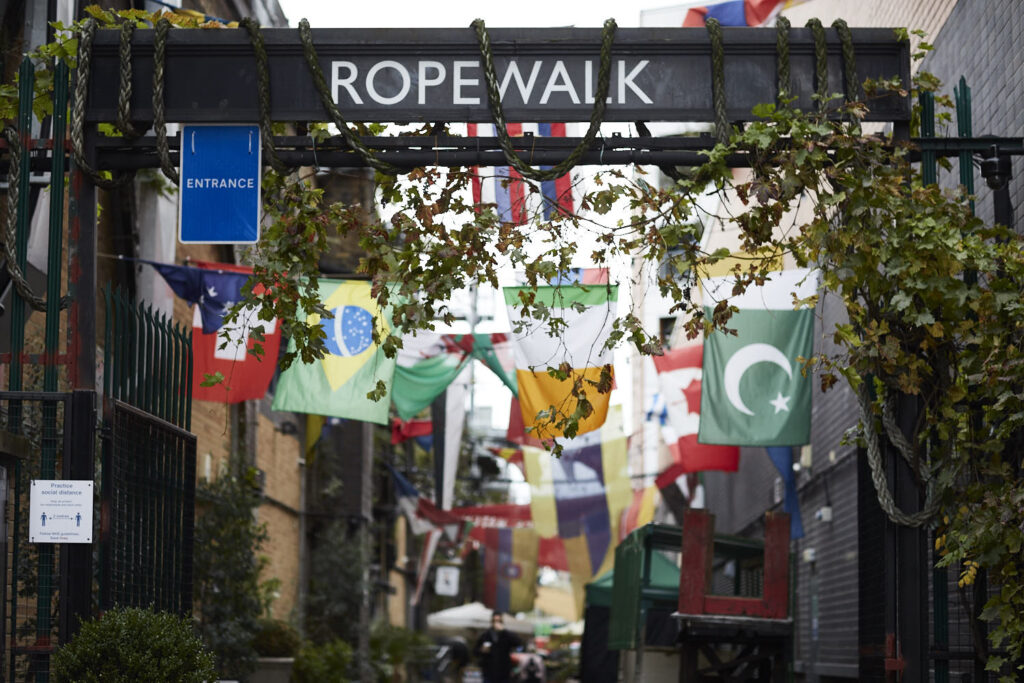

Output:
xmin=6 ymin=7 xmax=1024 ymax=676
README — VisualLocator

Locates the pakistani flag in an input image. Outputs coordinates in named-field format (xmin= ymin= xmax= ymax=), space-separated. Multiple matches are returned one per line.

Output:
xmin=698 ymin=267 xmax=818 ymax=446
xmin=273 ymin=280 xmax=396 ymax=424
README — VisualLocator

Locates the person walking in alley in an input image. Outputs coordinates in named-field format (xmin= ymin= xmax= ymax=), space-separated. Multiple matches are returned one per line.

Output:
xmin=474 ymin=612 xmax=522 ymax=683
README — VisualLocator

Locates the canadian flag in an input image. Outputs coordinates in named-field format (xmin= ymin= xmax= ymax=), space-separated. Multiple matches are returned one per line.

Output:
xmin=190 ymin=261 xmax=281 ymax=404
xmin=653 ymin=343 xmax=739 ymax=474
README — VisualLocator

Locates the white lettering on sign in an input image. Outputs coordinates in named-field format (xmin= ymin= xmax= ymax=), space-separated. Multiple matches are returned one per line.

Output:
xmin=332 ymin=61 xmax=362 ymax=104
xmin=498 ymin=61 xmax=543 ymax=102
xmin=418 ymin=61 xmax=446 ymax=104
xmin=328 ymin=58 xmax=653 ymax=107
xmin=453 ymin=60 xmax=480 ymax=105
xmin=619 ymin=59 xmax=653 ymax=104
xmin=540 ymin=60 xmax=579 ymax=105
xmin=185 ymin=177 xmax=256 ymax=189
xmin=366 ymin=60 xmax=411 ymax=105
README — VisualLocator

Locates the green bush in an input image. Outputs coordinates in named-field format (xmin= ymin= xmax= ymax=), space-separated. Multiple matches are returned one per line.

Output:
xmin=51 ymin=606 xmax=215 ymax=683
xmin=253 ymin=617 xmax=301 ymax=657
xmin=291 ymin=639 xmax=353 ymax=683
xmin=370 ymin=622 xmax=431 ymax=683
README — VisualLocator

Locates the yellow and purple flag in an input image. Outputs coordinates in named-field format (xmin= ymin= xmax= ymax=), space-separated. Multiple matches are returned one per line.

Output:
xmin=523 ymin=408 xmax=631 ymax=584
xmin=480 ymin=527 xmax=540 ymax=614
xmin=504 ymin=284 xmax=618 ymax=440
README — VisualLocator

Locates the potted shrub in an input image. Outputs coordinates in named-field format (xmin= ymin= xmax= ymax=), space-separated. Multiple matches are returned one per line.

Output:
xmin=251 ymin=618 xmax=301 ymax=683
xmin=51 ymin=606 xmax=215 ymax=683
xmin=291 ymin=639 xmax=353 ymax=683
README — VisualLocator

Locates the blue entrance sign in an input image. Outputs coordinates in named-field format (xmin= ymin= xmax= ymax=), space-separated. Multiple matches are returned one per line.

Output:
xmin=179 ymin=124 xmax=262 ymax=244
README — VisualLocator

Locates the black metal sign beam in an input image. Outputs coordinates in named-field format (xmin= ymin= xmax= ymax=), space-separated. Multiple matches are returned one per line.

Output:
xmin=84 ymin=26 xmax=910 ymax=125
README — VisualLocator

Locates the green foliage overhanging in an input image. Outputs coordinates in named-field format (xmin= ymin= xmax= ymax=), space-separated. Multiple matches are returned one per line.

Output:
xmin=7 ymin=7 xmax=1024 ymax=677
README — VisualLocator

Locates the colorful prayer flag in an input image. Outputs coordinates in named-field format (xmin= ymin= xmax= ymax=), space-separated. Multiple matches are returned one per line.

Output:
xmin=653 ymin=343 xmax=740 ymax=472
xmin=504 ymin=285 xmax=618 ymax=440
xmin=618 ymin=486 xmax=659 ymax=542
xmin=766 ymin=446 xmax=804 ymax=539
xmin=391 ymin=418 xmax=432 ymax=446
xmin=682 ymin=0 xmax=802 ymax=27
xmin=523 ymin=410 xmax=631 ymax=580
xmin=481 ymin=527 xmax=540 ymax=614
xmin=272 ymin=280 xmax=395 ymax=424
xmin=699 ymin=267 xmax=818 ymax=446
xmin=388 ymin=464 xmax=462 ymax=539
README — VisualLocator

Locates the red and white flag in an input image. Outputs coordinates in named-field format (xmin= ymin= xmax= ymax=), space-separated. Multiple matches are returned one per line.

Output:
xmin=653 ymin=343 xmax=740 ymax=473
xmin=190 ymin=261 xmax=281 ymax=404
xmin=468 ymin=123 xmax=574 ymax=224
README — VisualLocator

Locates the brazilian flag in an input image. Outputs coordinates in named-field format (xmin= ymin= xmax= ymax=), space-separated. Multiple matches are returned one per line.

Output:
xmin=272 ymin=280 xmax=395 ymax=424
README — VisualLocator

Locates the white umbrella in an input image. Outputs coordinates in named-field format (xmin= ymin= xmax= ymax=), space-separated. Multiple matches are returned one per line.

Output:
xmin=426 ymin=602 xmax=534 ymax=635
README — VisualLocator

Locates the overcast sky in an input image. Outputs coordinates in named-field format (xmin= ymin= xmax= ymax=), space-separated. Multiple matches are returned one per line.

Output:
xmin=275 ymin=0 xmax=681 ymax=29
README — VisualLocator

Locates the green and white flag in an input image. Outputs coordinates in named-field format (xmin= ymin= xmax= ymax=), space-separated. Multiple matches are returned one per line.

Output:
xmin=392 ymin=333 xmax=469 ymax=421
xmin=698 ymin=267 xmax=818 ymax=446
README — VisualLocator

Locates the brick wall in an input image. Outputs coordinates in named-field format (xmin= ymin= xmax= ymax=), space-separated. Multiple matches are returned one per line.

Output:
xmin=254 ymin=409 xmax=303 ymax=620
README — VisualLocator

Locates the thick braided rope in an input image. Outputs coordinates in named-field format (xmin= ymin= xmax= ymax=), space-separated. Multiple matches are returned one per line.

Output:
xmin=115 ymin=21 xmax=141 ymax=138
xmin=775 ymin=15 xmax=791 ymax=102
xmin=152 ymin=18 xmax=179 ymax=183
xmin=71 ymin=18 xmax=132 ymax=190
xmin=472 ymin=18 xmax=617 ymax=181
xmin=806 ymin=18 xmax=829 ymax=112
xmin=832 ymin=19 xmax=858 ymax=103
xmin=239 ymin=18 xmax=287 ymax=175
xmin=856 ymin=382 xmax=940 ymax=527
xmin=706 ymin=18 xmax=729 ymax=144
xmin=296 ymin=19 xmax=403 ymax=176
xmin=1 ymin=127 xmax=61 ymax=311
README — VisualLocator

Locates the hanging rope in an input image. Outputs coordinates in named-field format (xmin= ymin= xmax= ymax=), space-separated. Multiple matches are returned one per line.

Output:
xmin=71 ymin=18 xmax=134 ymax=190
xmin=1 ymin=127 xmax=68 ymax=311
xmin=472 ymin=17 xmax=617 ymax=181
xmin=806 ymin=18 xmax=829 ymax=113
xmin=296 ymin=19 xmax=404 ymax=176
xmin=856 ymin=382 xmax=941 ymax=528
xmin=239 ymin=18 xmax=288 ymax=175
xmin=705 ymin=18 xmax=729 ymax=144
xmin=832 ymin=19 xmax=858 ymax=103
xmin=115 ymin=21 xmax=142 ymax=138
xmin=472 ymin=18 xmax=616 ymax=180
xmin=152 ymin=17 xmax=179 ymax=183
xmin=775 ymin=15 xmax=791 ymax=102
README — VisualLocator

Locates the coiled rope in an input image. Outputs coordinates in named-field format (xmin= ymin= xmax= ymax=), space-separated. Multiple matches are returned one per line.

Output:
xmin=152 ymin=17 xmax=178 ymax=183
xmin=832 ymin=18 xmax=858 ymax=104
xmin=71 ymin=18 xmax=134 ymax=189
xmin=856 ymin=382 xmax=941 ymax=527
xmin=705 ymin=18 xmax=729 ymax=144
xmin=1 ymin=127 xmax=69 ymax=310
xmin=775 ymin=16 xmax=791 ymax=102
xmin=296 ymin=19 xmax=403 ymax=176
xmin=239 ymin=18 xmax=288 ymax=175
xmin=472 ymin=17 xmax=617 ymax=181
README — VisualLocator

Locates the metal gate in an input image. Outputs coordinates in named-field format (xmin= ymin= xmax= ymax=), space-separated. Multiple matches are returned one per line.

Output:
xmin=0 ymin=54 xmax=195 ymax=681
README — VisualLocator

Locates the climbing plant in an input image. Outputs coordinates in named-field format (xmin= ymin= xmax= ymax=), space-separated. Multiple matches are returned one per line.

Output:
xmin=5 ymin=6 xmax=1024 ymax=677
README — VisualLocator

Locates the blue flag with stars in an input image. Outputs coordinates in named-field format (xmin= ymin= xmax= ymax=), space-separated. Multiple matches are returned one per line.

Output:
xmin=153 ymin=262 xmax=251 ymax=334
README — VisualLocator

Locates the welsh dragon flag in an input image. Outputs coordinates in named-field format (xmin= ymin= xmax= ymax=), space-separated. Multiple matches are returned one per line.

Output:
xmin=698 ymin=267 xmax=818 ymax=446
